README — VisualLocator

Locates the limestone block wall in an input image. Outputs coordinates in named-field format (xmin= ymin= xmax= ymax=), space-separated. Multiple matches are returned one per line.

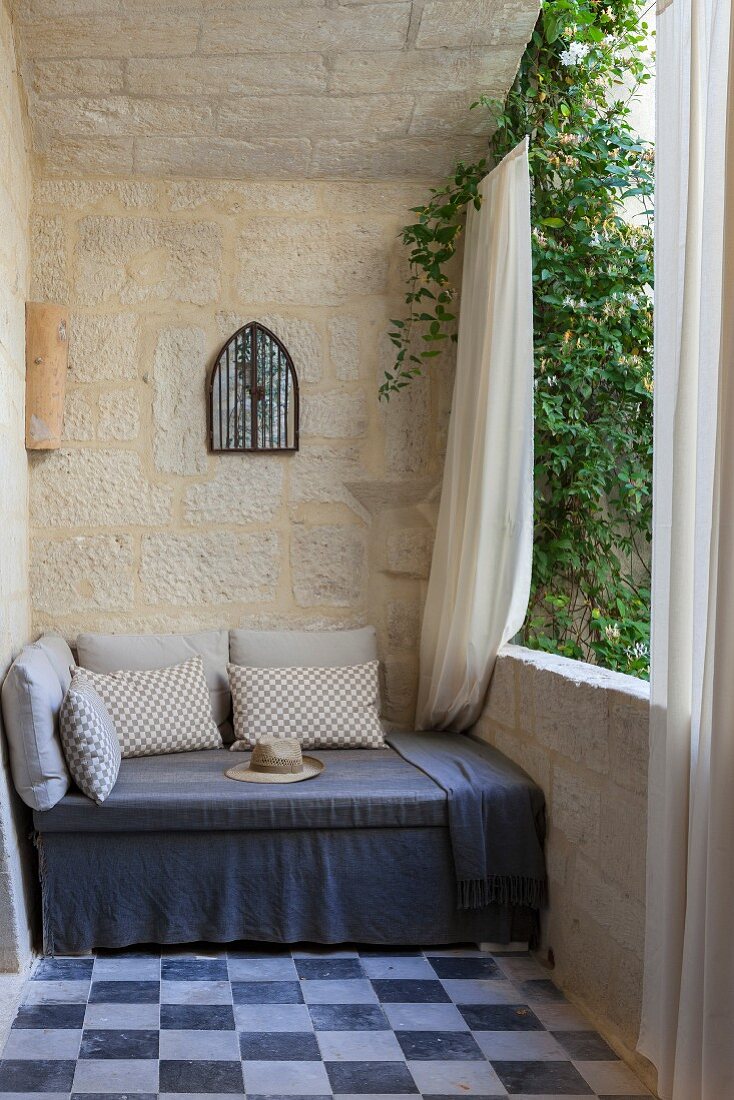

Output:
xmin=28 ymin=179 xmax=455 ymax=726
xmin=474 ymin=646 xmax=651 ymax=1079
xmin=0 ymin=0 xmax=33 ymax=972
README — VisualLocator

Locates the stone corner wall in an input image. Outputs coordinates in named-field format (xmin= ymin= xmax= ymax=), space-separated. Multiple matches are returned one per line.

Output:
xmin=474 ymin=645 xmax=652 ymax=1078
xmin=28 ymin=178 xmax=456 ymax=727
xmin=0 ymin=0 xmax=34 ymax=973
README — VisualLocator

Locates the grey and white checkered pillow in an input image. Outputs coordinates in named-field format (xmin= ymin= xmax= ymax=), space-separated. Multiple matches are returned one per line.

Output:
xmin=78 ymin=655 xmax=223 ymax=759
xmin=228 ymin=660 xmax=385 ymax=750
xmin=59 ymin=672 xmax=121 ymax=804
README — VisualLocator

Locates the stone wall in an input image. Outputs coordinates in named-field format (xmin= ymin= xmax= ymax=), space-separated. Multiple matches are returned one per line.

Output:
xmin=0 ymin=0 xmax=33 ymax=973
xmin=474 ymin=645 xmax=652 ymax=1081
xmin=28 ymin=179 xmax=455 ymax=726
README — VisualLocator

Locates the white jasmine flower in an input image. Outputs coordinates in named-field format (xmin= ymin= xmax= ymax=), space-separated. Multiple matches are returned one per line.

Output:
xmin=560 ymin=41 xmax=591 ymax=67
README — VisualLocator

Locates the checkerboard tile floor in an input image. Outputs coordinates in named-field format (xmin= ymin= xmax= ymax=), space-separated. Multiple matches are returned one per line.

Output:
xmin=0 ymin=945 xmax=652 ymax=1097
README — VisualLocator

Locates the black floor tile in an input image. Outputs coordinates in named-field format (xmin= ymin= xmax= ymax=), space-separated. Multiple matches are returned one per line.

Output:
xmin=458 ymin=1003 xmax=544 ymax=1031
xmin=295 ymin=957 xmax=365 ymax=980
xmin=239 ymin=1031 xmax=321 ymax=1060
xmin=160 ymin=1003 xmax=235 ymax=1030
xmin=33 ymin=957 xmax=94 ymax=982
xmin=396 ymin=1029 xmax=485 ymax=1060
xmin=553 ymin=1028 xmax=620 ymax=1060
xmin=13 ymin=1002 xmax=86 ymax=1029
xmin=161 ymin=957 xmax=229 ymax=981
xmin=308 ymin=1003 xmax=390 ymax=1030
xmin=371 ymin=979 xmax=450 ymax=1003
xmin=79 ymin=1028 xmax=160 ymax=1059
xmin=232 ymin=980 xmax=304 ymax=1004
xmin=159 ymin=1057 xmax=244 ymax=1092
xmin=325 ymin=1059 xmax=419 ymax=1093
xmin=88 ymin=980 xmax=160 ymax=1004
xmin=72 ymin=1095 xmax=157 ymax=1100
xmin=428 ymin=956 xmax=502 ymax=980
xmin=0 ymin=1058 xmax=77 ymax=1091
xmin=491 ymin=1058 xmax=595 ymax=1094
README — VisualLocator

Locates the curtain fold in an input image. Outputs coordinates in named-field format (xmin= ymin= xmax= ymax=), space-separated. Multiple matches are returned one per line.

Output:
xmin=416 ymin=139 xmax=534 ymax=733
xmin=639 ymin=0 xmax=734 ymax=1095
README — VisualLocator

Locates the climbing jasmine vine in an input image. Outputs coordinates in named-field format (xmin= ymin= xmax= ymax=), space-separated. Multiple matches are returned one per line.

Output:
xmin=383 ymin=0 xmax=654 ymax=678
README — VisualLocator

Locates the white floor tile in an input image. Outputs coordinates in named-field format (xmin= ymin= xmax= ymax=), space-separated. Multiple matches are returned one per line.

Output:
xmin=159 ymin=1029 xmax=240 ymax=1060
xmin=317 ymin=1029 xmax=404 ymax=1061
xmin=234 ymin=1002 xmax=314 ymax=1032
xmin=83 ymin=1002 xmax=159 ymax=1029
xmin=573 ymin=1058 xmax=653 ymax=1095
xmin=384 ymin=1002 xmax=469 ymax=1031
xmin=407 ymin=1057 xmax=508 ymax=1095
xmin=301 ymin=979 xmax=378 ymax=1004
xmin=72 ymin=1056 xmax=159 ymax=1092
xmin=160 ymin=979 xmax=232 ymax=1005
xmin=1 ymin=1028 xmax=81 ymax=1059
xmin=243 ymin=1058 xmax=331 ymax=1094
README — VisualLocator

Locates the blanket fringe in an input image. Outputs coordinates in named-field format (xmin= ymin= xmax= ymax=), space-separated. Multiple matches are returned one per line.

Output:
xmin=33 ymin=832 xmax=54 ymax=956
xmin=457 ymin=875 xmax=547 ymax=911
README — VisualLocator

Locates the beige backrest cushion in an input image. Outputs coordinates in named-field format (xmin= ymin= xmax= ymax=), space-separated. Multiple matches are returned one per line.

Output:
xmin=229 ymin=626 xmax=378 ymax=669
xmin=76 ymin=630 xmax=230 ymax=726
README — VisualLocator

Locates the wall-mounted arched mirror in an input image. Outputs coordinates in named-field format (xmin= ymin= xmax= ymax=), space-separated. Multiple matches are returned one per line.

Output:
xmin=208 ymin=322 xmax=299 ymax=453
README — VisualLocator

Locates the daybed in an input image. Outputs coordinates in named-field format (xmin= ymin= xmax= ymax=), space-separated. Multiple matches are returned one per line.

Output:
xmin=2 ymin=628 xmax=546 ymax=956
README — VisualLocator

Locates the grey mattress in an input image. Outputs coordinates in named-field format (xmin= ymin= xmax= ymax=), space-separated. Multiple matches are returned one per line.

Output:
xmin=34 ymin=748 xmax=447 ymax=834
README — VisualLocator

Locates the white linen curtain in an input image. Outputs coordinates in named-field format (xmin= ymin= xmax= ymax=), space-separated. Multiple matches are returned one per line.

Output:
xmin=638 ymin=0 xmax=734 ymax=1095
xmin=416 ymin=138 xmax=534 ymax=732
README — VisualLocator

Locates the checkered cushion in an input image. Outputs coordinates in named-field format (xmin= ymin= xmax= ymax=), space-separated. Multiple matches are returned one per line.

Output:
xmin=78 ymin=656 xmax=222 ymax=759
xmin=228 ymin=660 xmax=385 ymax=750
xmin=59 ymin=672 xmax=121 ymax=804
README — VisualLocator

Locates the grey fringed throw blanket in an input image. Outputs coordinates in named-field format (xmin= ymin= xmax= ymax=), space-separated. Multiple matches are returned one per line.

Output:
xmin=387 ymin=731 xmax=547 ymax=911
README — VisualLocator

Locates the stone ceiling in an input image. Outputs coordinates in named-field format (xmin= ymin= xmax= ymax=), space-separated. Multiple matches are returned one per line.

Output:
xmin=12 ymin=0 xmax=539 ymax=179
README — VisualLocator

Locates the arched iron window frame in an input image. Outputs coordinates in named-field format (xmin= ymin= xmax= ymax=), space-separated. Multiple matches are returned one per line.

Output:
xmin=207 ymin=321 xmax=300 ymax=454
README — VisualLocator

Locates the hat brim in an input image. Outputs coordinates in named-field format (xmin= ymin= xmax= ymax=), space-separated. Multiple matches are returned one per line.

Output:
xmin=225 ymin=756 xmax=324 ymax=784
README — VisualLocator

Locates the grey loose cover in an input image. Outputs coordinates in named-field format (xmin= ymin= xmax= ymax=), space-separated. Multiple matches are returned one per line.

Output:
xmin=37 ymin=828 xmax=536 ymax=955
xmin=33 ymin=733 xmax=546 ymax=953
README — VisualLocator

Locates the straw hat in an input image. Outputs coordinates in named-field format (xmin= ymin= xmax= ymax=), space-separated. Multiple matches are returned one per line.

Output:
xmin=225 ymin=738 xmax=324 ymax=784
